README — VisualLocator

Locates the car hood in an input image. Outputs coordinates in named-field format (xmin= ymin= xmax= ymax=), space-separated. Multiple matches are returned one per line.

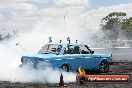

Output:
xmin=93 ymin=53 xmax=111 ymax=57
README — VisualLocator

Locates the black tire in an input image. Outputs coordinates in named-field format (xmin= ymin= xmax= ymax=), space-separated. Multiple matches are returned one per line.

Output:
xmin=61 ymin=64 xmax=70 ymax=72
xmin=77 ymin=76 xmax=86 ymax=85
xmin=99 ymin=60 xmax=109 ymax=73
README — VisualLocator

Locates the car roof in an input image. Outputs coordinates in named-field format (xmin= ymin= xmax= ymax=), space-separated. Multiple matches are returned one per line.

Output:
xmin=46 ymin=43 xmax=86 ymax=47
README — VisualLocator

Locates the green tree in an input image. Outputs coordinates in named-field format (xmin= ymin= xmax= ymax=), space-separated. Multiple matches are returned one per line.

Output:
xmin=100 ymin=12 xmax=130 ymax=40
xmin=122 ymin=17 xmax=132 ymax=39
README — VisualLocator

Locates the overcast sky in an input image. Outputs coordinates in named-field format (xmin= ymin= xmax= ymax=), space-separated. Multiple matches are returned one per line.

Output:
xmin=90 ymin=0 xmax=132 ymax=9
xmin=0 ymin=0 xmax=132 ymax=33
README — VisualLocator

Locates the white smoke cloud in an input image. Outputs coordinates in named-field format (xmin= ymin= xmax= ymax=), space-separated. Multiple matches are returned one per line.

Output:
xmin=0 ymin=17 xmax=80 ymax=82
xmin=0 ymin=29 xmax=77 ymax=83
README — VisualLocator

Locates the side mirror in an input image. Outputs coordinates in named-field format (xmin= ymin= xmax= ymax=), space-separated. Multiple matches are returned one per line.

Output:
xmin=91 ymin=51 xmax=94 ymax=54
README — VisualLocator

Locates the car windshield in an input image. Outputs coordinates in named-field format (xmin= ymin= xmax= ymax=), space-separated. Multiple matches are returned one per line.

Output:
xmin=38 ymin=44 xmax=62 ymax=54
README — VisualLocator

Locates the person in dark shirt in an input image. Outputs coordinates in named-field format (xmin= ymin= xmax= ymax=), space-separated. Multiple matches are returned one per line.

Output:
xmin=73 ymin=46 xmax=80 ymax=54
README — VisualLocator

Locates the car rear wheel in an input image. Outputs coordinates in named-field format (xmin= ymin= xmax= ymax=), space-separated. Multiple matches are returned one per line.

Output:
xmin=99 ymin=60 xmax=109 ymax=73
xmin=61 ymin=64 xmax=70 ymax=72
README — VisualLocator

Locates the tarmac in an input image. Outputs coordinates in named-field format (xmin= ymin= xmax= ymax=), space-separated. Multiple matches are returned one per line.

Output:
xmin=0 ymin=61 xmax=132 ymax=88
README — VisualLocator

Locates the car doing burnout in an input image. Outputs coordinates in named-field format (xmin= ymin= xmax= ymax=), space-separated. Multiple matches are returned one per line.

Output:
xmin=20 ymin=43 xmax=112 ymax=72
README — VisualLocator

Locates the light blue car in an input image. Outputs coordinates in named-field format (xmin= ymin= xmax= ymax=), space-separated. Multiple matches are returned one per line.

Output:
xmin=20 ymin=43 xmax=112 ymax=73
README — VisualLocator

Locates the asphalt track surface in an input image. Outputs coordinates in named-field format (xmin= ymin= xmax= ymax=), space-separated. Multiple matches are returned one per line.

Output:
xmin=0 ymin=61 xmax=132 ymax=88
xmin=92 ymin=47 xmax=132 ymax=61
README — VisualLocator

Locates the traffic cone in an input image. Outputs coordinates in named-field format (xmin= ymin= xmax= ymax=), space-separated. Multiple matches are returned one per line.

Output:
xmin=57 ymin=73 xmax=67 ymax=88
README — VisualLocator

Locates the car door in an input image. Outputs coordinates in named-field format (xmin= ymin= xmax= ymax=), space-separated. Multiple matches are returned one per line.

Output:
xmin=79 ymin=45 xmax=96 ymax=70
xmin=63 ymin=45 xmax=84 ymax=71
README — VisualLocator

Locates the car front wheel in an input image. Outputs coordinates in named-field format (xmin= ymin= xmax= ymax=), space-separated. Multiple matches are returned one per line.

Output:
xmin=99 ymin=60 xmax=109 ymax=73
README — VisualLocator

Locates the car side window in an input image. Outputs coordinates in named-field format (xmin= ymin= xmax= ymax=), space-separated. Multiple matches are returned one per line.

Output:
xmin=80 ymin=45 xmax=90 ymax=54
xmin=64 ymin=45 xmax=80 ymax=54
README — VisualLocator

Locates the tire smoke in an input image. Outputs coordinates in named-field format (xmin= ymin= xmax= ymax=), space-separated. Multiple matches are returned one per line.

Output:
xmin=0 ymin=18 xmax=81 ymax=83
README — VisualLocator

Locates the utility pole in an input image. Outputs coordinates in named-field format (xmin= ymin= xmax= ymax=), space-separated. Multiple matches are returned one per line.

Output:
xmin=64 ymin=16 xmax=66 ymax=37
xmin=64 ymin=16 xmax=65 ymax=32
